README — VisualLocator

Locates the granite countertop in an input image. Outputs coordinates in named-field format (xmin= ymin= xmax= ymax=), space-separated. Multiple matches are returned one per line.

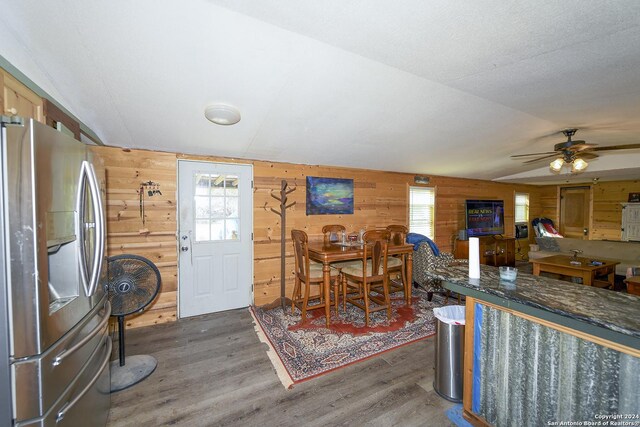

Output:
xmin=428 ymin=264 xmax=640 ymax=340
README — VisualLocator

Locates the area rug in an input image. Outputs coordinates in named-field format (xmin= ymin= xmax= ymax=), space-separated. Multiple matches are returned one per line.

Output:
xmin=250 ymin=288 xmax=450 ymax=388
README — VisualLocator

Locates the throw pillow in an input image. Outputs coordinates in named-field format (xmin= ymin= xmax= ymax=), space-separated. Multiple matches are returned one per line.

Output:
xmin=542 ymin=222 xmax=561 ymax=236
xmin=536 ymin=237 xmax=561 ymax=252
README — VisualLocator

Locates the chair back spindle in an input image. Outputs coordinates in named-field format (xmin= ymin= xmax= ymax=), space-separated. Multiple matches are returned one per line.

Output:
xmin=386 ymin=225 xmax=408 ymax=246
xmin=322 ymin=224 xmax=346 ymax=243
xmin=292 ymin=229 xmax=310 ymax=282
xmin=362 ymin=230 xmax=390 ymax=285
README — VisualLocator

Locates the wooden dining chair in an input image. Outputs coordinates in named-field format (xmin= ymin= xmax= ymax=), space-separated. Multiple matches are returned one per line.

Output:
xmin=290 ymin=229 xmax=340 ymax=322
xmin=385 ymin=225 xmax=408 ymax=298
xmin=320 ymin=224 xmax=360 ymax=310
xmin=341 ymin=230 xmax=392 ymax=326
xmin=322 ymin=224 xmax=346 ymax=243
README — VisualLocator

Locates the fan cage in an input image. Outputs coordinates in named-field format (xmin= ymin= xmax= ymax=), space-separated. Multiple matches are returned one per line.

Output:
xmin=107 ymin=254 xmax=162 ymax=317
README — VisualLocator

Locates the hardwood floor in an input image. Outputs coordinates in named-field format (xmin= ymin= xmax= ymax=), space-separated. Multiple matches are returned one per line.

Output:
xmin=107 ymin=309 xmax=455 ymax=427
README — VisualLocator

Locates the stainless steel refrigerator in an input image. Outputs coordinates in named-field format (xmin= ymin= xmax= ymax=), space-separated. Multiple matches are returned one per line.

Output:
xmin=0 ymin=117 xmax=111 ymax=426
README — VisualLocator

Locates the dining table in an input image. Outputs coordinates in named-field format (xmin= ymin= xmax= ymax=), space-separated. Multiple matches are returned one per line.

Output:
xmin=307 ymin=240 xmax=414 ymax=326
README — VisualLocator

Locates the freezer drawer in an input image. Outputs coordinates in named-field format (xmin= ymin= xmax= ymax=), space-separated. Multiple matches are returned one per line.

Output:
xmin=15 ymin=334 xmax=111 ymax=427
xmin=12 ymin=297 xmax=110 ymax=421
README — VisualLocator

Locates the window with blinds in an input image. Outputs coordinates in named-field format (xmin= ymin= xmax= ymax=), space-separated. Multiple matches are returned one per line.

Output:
xmin=409 ymin=186 xmax=435 ymax=239
xmin=515 ymin=193 xmax=529 ymax=224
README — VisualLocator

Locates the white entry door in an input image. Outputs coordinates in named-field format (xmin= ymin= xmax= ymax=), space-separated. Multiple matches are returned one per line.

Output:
xmin=178 ymin=161 xmax=253 ymax=318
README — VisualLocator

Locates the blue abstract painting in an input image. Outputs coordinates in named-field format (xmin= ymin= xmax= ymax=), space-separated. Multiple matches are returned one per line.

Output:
xmin=306 ymin=176 xmax=354 ymax=215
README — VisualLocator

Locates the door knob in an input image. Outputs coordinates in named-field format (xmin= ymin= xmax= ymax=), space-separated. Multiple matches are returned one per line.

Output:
xmin=181 ymin=246 xmax=189 ymax=252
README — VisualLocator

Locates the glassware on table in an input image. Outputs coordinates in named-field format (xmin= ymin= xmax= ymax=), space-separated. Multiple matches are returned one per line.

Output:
xmin=499 ymin=266 xmax=518 ymax=282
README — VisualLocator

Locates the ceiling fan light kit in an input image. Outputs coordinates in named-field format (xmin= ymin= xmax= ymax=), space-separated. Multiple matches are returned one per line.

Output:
xmin=571 ymin=158 xmax=589 ymax=172
xmin=550 ymin=158 xmax=565 ymax=172
xmin=514 ymin=128 xmax=640 ymax=174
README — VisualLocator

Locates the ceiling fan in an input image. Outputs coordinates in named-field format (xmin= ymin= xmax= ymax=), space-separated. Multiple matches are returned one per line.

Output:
xmin=511 ymin=129 xmax=640 ymax=172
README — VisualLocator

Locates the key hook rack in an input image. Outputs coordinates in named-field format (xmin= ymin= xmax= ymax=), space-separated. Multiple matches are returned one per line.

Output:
xmin=139 ymin=181 xmax=162 ymax=225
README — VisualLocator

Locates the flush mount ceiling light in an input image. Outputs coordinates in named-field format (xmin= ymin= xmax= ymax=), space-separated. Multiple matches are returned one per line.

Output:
xmin=204 ymin=104 xmax=241 ymax=125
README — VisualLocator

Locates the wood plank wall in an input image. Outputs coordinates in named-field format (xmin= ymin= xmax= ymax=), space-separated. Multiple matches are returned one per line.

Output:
xmin=538 ymin=180 xmax=640 ymax=241
xmin=94 ymin=147 xmax=179 ymax=328
xmin=592 ymin=180 xmax=640 ymax=240
xmin=97 ymin=146 xmax=544 ymax=328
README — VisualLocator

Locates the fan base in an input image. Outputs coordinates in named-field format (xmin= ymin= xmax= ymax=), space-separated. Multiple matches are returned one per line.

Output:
xmin=110 ymin=354 xmax=157 ymax=393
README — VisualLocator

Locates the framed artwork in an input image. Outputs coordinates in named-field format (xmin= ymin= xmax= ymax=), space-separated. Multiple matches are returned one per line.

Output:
xmin=629 ymin=193 xmax=640 ymax=203
xmin=306 ymin=176 xmax=354 ymax=215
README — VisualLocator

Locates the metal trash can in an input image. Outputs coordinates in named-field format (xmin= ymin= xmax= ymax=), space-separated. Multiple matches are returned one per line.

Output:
xmin=433 ymin=305 xmax=466 ymax=402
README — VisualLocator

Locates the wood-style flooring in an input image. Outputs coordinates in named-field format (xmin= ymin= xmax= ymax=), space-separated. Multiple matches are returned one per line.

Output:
xmin=107 ymin=308 xmax=455 ymax=427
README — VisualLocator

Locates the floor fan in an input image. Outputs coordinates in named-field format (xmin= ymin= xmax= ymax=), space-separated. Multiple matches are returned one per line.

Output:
xmin=107 ymin=254 xmax=162 ymax=392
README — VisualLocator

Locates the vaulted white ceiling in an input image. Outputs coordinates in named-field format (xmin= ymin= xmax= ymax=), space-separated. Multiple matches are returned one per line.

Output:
xmin=1 ymin=0 xmax=639 ymax=183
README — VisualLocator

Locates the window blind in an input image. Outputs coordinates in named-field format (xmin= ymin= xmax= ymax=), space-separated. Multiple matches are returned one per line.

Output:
xmin=409 ymin=186 xmax=435 ymax=239
xmin=515 ymin=193 xmax=529 ymax=223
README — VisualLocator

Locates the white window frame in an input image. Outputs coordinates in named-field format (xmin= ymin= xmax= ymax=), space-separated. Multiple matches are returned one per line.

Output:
xmin=515 ymin=192 xmax=529 ymax=224
xmin=408 ymin=186 xmax=435 ymax=239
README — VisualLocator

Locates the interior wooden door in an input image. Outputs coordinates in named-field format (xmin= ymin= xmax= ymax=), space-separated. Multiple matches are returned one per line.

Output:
xmin=559 ymin=187 xmax=591 ymax=239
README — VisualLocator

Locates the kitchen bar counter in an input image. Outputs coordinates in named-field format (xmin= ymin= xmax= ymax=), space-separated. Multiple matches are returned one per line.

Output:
xmin=428 ymin=264 xmax=640 ymax=348
xmin=427 ymin=264 xmax=640 ymax=427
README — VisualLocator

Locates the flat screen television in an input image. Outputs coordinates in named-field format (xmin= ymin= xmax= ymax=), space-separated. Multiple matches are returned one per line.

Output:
xmin=465 ymin=200 xmax=504 ymax=237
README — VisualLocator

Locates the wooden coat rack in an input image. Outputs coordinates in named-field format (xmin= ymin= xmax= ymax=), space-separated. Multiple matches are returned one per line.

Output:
xmin=264 ymin=180 xmax=296 ymax=310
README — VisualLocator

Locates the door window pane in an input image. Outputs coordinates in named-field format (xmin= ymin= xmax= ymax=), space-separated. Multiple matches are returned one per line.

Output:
xmin=226 ymin=197 xmax=239 ymax=218
xmin=211 ymin=175 xmax=225 ymax=196
xmin=211 ymin=197 xmax=225 ymax=217
xmin=195 ymin=174 xmax=210 ymax=195
xmin=210 ymin=220 xmax=225 ymax=240
xmin=193 ymin=172 xmax=242 ymax=242
xmin=226 ymin=175 xmax=239 ymax=196
xmin=195 ymin=196 xmax=210 ymax=218
xmin=225 ymin=219 xmax=239 ymax=240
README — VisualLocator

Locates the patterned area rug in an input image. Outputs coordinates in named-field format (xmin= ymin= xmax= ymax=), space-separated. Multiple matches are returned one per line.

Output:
xmin=250 ymin=288 xmax=448 ymax=388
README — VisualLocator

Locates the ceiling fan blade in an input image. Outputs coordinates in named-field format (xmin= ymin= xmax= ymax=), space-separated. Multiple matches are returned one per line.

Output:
xmin=577 ymin=152 xmax=599 ymax=160
xmin=511 ymin=151 xmax=557 ymax=158
xmin=571 ymin=143 xmax=597 ymax=151
xmin=522 ymin=153 xmax=561 ymax=164
xmin=589 ymin=144 xmax=640 ymax=152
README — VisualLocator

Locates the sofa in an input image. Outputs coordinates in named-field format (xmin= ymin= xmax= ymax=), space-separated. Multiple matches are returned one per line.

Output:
xmin=529 ymin=237 xmax=640 ymax=276
xmin=412 ymin=242 xmax=467 ymax=300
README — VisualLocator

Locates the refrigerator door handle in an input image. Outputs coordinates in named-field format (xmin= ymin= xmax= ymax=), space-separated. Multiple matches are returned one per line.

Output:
xmin=55 ymin=337 xmax=112 ymax=424
xmin=52 ymin=301 xmax=111 ymax=367
xmin=86 ymin=162 xmax=105 ymax=297
xmin=77 ymin=161 xmax=91 ymax=297
xmin=77 ymin=161 xmax=105 ymax=297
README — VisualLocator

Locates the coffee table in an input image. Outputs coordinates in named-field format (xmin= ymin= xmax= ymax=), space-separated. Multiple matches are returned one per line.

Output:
xmin=531 ymin=255 xmax=619 ymax=288
xmin=623 ymin=275 xmax=640 ymax=296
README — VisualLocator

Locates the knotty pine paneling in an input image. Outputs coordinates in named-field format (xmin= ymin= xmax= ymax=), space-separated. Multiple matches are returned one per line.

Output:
xmin=94 ymin=147 xmax=178 ymax=329
xmin=592 ymin=180 xmax=640 ymax=240
xmin=98 ymin=146 xmax=545 ymax=327
xmin=538 ymin=180 xmax=640 ymax=241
